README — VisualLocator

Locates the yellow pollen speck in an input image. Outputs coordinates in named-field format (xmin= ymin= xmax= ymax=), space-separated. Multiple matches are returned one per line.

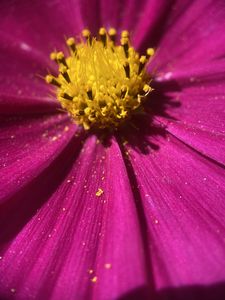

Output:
xmin=91 ymin=276 xmax=98 ymax=283
xmin=46 ymin=28 xmax=154 ymax=130
xmin=96 ymin=188 xmax=104 ymax=197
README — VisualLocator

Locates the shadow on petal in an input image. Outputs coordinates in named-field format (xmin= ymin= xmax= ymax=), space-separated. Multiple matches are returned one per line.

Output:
xmin=0 ymin=132 xmax=85 ymax=249
xmin=118 ymin=282 xmax=225 ymax=300
xmin=85 ymin=78 xmax=181 ymax=155
xmin=115 ymin=79 xmax=181 ymax=154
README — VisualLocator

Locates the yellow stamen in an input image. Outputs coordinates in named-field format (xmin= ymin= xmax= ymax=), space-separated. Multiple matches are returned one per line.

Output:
xmin=50 ymin=52 xmax=57 ymax=62
xmin=108 ymin=28 xmax=117 ymax=43
xmin=146 ymin=48 xmax=155 ymax=58
xmin=46 ymin=28 xmax=154 ymax=130
xmin=138 ymin=55 xmax=147 ymax=74
xmin=56 ymin=51 xmax=68 ymax=68
xmin=45 ymin=75 xmax=61 ymax=87
xmin=99 ymin=27 xmax=107 ymax=47
xmin=82 ymin=29 xmax=91 ymax=44
xmin=143 ymin=84 xmax=152 ymax=94
xmin=121 ymin=30 xmax=129 ymax=39
xmin=66 ymin=37 xmax=77 ymax=53
xmin=120 ymin=37 xmax=129 ymax=58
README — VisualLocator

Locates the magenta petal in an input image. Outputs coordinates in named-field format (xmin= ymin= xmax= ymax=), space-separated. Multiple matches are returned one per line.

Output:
xmin=1 ymin=1 xmax=225 ymax=299
xmin=72 ymin=0 xmax=152 ymax=35
xmin=0 ymin=113 xmax=75 ymax=204
xmin=157 ymin=121 xmax=225 ymax=167
xmin=151 ymin=0 xmax=225 ymax=72
xmin=0 ymin=0 xmax=84 ymax=58
xmin=126 ymin=133 xmax=225 ymax=291
xmin=100 ymin=0 xmax=144 ymax=31
xmin=0 ymin=33 xmax=59 ymax=112
xmin=0 ymin=137 xmax=153 ymax=300
xmin=133 ymin=0 xmax=175 ymax=49
xmin=154 ymin=59 xmax=225 ymax=165
xmin=0 ymin=94 xmax=59 ymax=115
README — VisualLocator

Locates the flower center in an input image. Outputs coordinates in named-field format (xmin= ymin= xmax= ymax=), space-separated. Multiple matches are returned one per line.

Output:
xmin=46 ymin=28 xmax=154 ymax=130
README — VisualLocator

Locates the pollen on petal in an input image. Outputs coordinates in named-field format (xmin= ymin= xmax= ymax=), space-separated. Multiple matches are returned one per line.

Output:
xmin=96 ymin=188 xmax=104 ymax=197
xmin=104 ymin=263 xmax=112 ymax=269
xmin=91 ymin=276 xmax=98 ymax=283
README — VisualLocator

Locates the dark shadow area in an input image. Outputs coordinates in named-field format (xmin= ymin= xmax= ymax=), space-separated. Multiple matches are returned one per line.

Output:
xmin=138 ymin=0 xmax=193 ymax=52
xmin=117 ymin=112 xmax=166 ymax=155
xmin=110 ymin=82 xmax=184 ymax=300
xmin=114 ymin=79 xmax=181 ymax=155
xmin=0 ymin=131 xmax=86 ymax=249
xmin=116 ymin=137 xmax=157 ymax=299
xmin=118 ymin=282 xmax=225 ymax=300
xmin=85 ymin=78 xmax=181 ymax=155
xmin=148 ymin=80 xmax=181 ymax=118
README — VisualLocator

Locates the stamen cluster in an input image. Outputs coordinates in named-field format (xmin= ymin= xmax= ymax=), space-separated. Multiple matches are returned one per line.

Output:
xmin=46 ymin=28 xmax=154 ymax=130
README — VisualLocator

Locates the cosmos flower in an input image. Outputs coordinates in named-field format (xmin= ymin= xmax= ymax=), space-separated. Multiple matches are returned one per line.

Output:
xmin=1 ymin=0 xmax=225 ymax=299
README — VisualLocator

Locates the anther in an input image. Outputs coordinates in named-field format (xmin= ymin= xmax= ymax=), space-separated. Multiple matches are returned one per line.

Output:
xmin=57 ymin=52 xmax=68 ymax=68
xmin=46 ymin=28 xmax=154 ymax=130
xmin=99 ymin=27 xmax=107 ymax=47
xmin=87 ymin=89 xmax=93 ymax=100
xmin=66 ymin=37 xmax=77 ymax=53
xmin=61 ymin=92 xmax=73 ymax=101
xmin=121 ymin=38 xmax=129 ymax=58
xmin=143 ymin=84 xmax=152 ymax=95
xmin=138 ymin=55 xmax=147 ymax=74
xmin=121 ymin=30 xmax=129 ymax=39
xmin=45 ymin=75 xmax=61 ymax=87
xmin=50 ymin=52 xmax=58 ymax=62
xmin=82 ymin=29 xmax=92 ymax=45
xmin=108 ymin=28 xmax=117 ymax=44
xmin=60 ymin=66 xmax=70 ymax=83
xmin=146 ymin=48 xmax=154 ymax=59
xmin=123 ymin=62 xmax=130 ymax=78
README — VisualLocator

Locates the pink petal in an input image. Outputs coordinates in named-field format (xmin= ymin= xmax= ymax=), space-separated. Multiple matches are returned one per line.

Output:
xmin=100 ymin=0 xmax=172 ymax=49
xmin=0 ymin=113 xmax=75 ymax=204
xmin=0 ymin=33 xmax=59 ymax=113
xmin=133 ymin=0 xmax=180 ymax=50
xmin=102 ymin=0 xmax=149 ymax=33
xmin=153 ymin=59 xmax=225 ymax=165
xmin=0 ymin=94 xmax=59 ymax=115
xmin=125 ymin=132 xmax=225 ymax=291
xmin=150 ymin=0 xmax=225 ymax=72
xmin=0 ymin=0 xmax=84 ymax=58
xmin=0 ymin=137 xmax=152 ymax=300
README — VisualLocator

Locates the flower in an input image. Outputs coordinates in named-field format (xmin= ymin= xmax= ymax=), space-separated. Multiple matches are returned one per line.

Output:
xmin=0 ymin=0 xmax=225 ymax=299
